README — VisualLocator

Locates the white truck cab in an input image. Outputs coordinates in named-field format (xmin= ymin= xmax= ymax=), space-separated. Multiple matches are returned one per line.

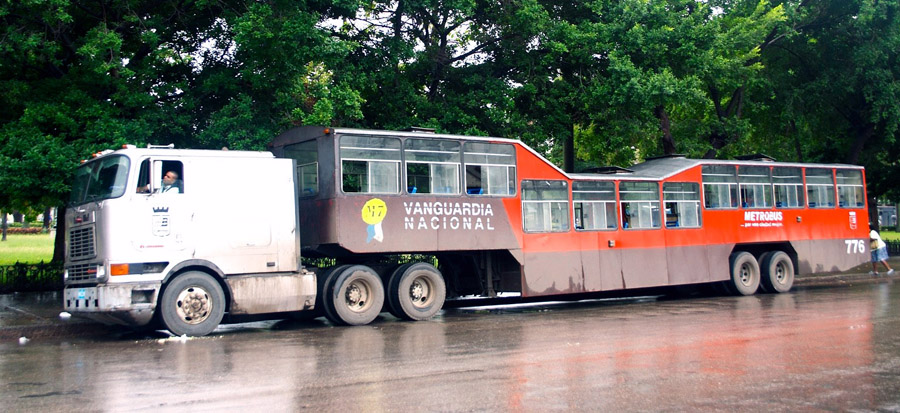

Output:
xmin=63 ymin=146 xmax=315 ymax=336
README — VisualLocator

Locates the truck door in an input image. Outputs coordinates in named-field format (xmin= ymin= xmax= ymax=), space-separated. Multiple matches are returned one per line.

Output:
xmin=132 ymin=159 xmax=194 ymax=255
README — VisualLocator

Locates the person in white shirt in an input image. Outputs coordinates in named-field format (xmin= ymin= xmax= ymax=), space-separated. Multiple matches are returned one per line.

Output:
xmin=869 ymin=226 xmax=894 ymax=276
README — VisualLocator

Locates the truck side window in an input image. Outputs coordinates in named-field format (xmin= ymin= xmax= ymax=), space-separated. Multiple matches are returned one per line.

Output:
xmin=284 ymin=140 xmax=318 ymax=197
xmin=136 ymin=159 xmax=184 ymax=194
xmin=340 ymin=135 xmax=401 ymax=194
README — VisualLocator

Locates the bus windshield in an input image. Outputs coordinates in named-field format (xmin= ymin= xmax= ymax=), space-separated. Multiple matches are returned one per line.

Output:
xmin=69 ymin=155 xmax=131 ymax=206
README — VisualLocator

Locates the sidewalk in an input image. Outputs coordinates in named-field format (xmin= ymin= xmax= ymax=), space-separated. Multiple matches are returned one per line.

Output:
xmin=2 ymin=257 xmax=899 ymax=341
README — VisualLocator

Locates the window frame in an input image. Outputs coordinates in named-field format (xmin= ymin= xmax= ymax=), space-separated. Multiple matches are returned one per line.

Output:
xmin=772 ymin=167 xmax=804 ymax=209
xmin=663 ymin=182 xmax=701 ymax=229
xmin=620 ymin=181 xmax=662 ymax=230
xmin=573 ymin=181 xmax=618 ymax=231
xmin=835 ymin=169 xmax=865 ymax=209
xmin=805 ymin=168 xmax=836 ymax=209
xmin=404 ymin=138 xmax=461 ymax=195
xmin=463 ymin=142 xmax=517 ymax=197
xmin=521 ymin=180 xmax=570 ymax=233
xmin=702 ymin=165 xmax=739 ymax=209
xmin=339 ymin=135 xmax=402 ymax=194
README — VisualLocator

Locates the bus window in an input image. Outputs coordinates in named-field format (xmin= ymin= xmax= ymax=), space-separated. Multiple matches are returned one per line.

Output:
xmin=702 ymin=165 xmax=738 ymax=209
xmin=284 ymin=140 xmax=318 ymax=197
xmin=836 ymin=169 xmax=864 ymax=208
xmin=773 ymin=167 xmax=803 ymax=208
xmin=464 ymin=142 xmax=516 ymax=196
xmin=738 ymin=166 xmax=773 ymax=208
xmin=620 ymin=181 xmax=661 ymax=229
xmin=663 ymin=182 xmax=701 ymax=228
xmin=806 ymin=169 xmax=835 ymax=208
xmin=522 ymin=180 xmax=569 ymax=232
xmin=573 ymin=181 xmax=616 ymax=231
xmin=405 ymin=139 xmax=460 ymax=195
xmin=340 ymin=135 xmax=401 ymax=194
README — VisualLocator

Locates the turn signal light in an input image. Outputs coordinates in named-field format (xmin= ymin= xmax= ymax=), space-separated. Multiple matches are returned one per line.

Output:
xmin=110 ymin=264 xmax=130 ymax=276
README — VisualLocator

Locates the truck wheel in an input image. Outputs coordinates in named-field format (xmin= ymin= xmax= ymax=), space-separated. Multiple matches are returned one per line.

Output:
xmin=159 ymin=271 xmax=225 ymax=336
xmin=318 ymin=265 xmax=350 ymax=323
xmin=727 ymin=252 xmax=760 ymax=296
xmin=760 ymin=251 xmax=794 ymax=293
xmin=387 ymin=262 xmax=446 ymax=321
xmin=325 ymin=265 xmax=384 ymax=326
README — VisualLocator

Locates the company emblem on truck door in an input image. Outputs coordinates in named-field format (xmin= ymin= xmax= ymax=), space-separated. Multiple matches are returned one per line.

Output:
xmin=362 ymin=198 xmax=387 ymax=243
xmin=152 ymin=206 xmax=170 ymax=236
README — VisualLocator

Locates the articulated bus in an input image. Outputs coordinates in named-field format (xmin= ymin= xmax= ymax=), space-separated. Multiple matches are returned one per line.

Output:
xmin=64 ymin=126 xmax=870 ymax=336
xmin=268 ymin=127 xmax=870 ymax=324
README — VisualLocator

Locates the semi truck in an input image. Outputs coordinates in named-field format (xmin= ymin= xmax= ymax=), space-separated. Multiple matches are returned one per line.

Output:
xmin=63 ymin=126 xmax=871 ymax=336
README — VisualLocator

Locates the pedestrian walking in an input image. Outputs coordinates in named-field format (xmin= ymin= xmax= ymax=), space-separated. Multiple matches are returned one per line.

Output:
xmin=870 ymin=225 xmax=894 ymax=276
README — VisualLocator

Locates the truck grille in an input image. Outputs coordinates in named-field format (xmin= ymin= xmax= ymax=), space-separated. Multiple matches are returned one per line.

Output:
xmin=67 ymin=263 xmax=99 ymax=283
xmin=68 ymin=226 xmax=96 ymax=260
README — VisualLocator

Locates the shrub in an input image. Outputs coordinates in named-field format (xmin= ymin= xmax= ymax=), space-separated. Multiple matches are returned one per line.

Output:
xmin=5 ymin=227 xmax=45 ymax=234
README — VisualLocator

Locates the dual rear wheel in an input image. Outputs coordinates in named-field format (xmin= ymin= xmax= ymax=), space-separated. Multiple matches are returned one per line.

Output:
xmin=319 ymin=262 xmax=446 ymax=326
xmin=725 ymin=251 xmax=794 ymax=296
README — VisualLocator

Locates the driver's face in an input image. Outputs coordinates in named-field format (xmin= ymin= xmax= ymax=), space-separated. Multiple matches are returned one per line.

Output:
xmin=163 ymin=172 xmax=176 ymax=185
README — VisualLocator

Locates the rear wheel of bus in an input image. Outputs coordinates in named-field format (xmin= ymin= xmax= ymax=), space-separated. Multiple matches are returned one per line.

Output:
xmin=387 ymin=262 xmax=446 ymax=321
xmin=158 ymin=271 xmax=225 ymax=336
xmin=727 ymin=252 xmax=760 ymax=296
xmin=323 ymin=265 xmax=384 ymax=326
xmin=760 ymin=251 xmax=794 ymax=293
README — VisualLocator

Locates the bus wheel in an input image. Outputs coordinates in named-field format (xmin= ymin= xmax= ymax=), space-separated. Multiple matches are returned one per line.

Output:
xmin=387 ymin=262 xmax=446 ymax=321
xmin=159 ymin=271 xmax=225 ymax=336
xmin=760 ymin=251 xmax=794 ymax=293
xmin=727 ymin=252 xmax=760 ymax=296
xmin=325 ymin=265 xmax=384 ymax=326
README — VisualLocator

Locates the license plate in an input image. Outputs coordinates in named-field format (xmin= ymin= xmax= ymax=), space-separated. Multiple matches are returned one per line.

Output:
xmin=77 ymin=289 xmax=86 ymax=300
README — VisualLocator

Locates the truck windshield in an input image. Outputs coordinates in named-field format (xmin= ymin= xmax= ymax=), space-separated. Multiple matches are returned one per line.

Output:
xmin=69 ymin=155 xmax=131 ymax=205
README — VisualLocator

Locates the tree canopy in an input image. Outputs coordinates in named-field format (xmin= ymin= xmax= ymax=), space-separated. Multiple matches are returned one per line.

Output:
xmin=2 ymin=0 xmax=898 ymax=217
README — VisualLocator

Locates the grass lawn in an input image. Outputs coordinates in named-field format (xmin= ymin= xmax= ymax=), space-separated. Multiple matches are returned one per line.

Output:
xmin=882 ymin=230 xmax=900 ymax=242
xmin=0 ymin=233 xmax=54 ymax=265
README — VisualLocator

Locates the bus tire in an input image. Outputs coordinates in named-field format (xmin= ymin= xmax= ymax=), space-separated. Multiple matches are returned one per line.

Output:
xmin=387 ymin=262 xmax=446 ymax=321
xmin=318 ymin=265 xmax=350 ymax=323
xmin=325 ymin=265 xmax=384 ymax=326
xmin=760 ymin=251 xmax=794 ymax=293
xmin=159 ymin=271 xmax=225 ymax=337
xmin=728 ymin=252 xmax=760 ymax=296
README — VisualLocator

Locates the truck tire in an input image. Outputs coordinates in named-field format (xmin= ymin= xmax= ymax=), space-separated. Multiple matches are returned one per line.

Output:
xmin=325 ymin=265 xmax=384 ymax=326
xmin=726 ymin=252 xmax=760 ymax=296
xmin=760 ymin=251 xmax=794 ymax=293
xmin=159 ymin=271 xmax=225 ymax=336
xmin=318 ymin=265 xmax=350 ymax=323
xmin=387 ymin=262 xmax=446 ymax=321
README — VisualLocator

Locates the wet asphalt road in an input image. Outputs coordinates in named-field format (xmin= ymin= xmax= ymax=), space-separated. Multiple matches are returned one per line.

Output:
xmin=3 ymin=282 xmax=900 ymax=412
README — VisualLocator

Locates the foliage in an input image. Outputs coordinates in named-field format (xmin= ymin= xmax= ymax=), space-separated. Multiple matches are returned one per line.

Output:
xmin=1 ymin=0 xmax=899 ymax=228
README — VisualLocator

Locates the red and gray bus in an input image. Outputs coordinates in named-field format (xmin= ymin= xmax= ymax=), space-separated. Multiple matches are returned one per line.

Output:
xmin=268 ymin=126 xmax=870 ymax=325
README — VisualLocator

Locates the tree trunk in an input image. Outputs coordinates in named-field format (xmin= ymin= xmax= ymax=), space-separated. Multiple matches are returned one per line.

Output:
xmin=655 ymin=105 xmax=676 ymax=155
xmin=563 ymin=123 xmax=575 ymax=173
xmin=1 ymin=211 xmax=6 ymax=242
xmin=846 ymin=122 xmax=875 ymax=165
xmin=52 ymin=205 xmax=66 ymax=264
xmin=43 ymin=207 xmax=52 ymax=229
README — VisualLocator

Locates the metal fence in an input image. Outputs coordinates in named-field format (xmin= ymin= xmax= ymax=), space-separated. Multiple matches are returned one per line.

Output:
xmin=0 ymin=262 xmax=63 ymax=294
xmin=888 ymin=241 xmax=900 ymax=256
